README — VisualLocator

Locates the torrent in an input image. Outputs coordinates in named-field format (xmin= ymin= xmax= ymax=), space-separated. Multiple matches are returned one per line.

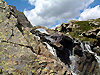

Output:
xmin=0 ymin=0 xmax=100 ymax=75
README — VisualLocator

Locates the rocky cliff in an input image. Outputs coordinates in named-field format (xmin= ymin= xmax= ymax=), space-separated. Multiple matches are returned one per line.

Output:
xmin=55 ymin=18 xmax=100 ymax=75
xmin=0 ymin=0 xmax=100 ymax=75
xmin=0 ymin=0 xmax=71 ymax=75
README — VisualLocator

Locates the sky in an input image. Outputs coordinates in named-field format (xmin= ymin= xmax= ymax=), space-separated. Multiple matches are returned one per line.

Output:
xmin=4 ymin=0 xmax=100 ymax=28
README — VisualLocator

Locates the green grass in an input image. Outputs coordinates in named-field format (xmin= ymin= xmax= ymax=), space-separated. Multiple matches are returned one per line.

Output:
xmin=67 ymin=20 xmax=100 ymax=44
xmin=73 ymin=21 xmax=93 ymax=31
xmin=95 ymin=18 xmax=100 ymax=22
xmin=69 ymin=31 xmax=98 ymax=44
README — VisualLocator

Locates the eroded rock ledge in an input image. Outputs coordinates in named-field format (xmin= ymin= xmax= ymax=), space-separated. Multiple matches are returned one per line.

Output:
xmin=0 ymin=0 xmax=100 ymax=75
xmin=0 ymin=0 xmax=72 ymax=75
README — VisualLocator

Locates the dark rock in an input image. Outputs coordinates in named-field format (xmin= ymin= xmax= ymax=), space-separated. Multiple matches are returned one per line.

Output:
xmin=92 ymin=46 xmax=100 ymax=56
xmin=0 ymin=0 xmax=72 ymax=75
xmin=1 ymin=0 xmax=100 ymax=75
xmin=82 ymin=28 xmax=100 ymax=38
xmin=73 ymin=45 xmax=83 ymax=57
xmin=31 ymin=30 xmax=74 ymax=65
xmin=76 ymin=51 xmax=99 ymax=75
xmin=55 ymin=23 xmax=69 ymax=32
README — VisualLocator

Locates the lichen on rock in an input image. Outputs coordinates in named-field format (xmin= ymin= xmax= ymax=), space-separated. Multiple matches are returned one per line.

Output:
xmin=0 ymin=0 xmax=72 ymax=75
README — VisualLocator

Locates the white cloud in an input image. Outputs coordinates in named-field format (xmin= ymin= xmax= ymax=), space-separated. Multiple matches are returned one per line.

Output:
xmin=79 ymin=5 xmax=100 ymax=21
xmin=28 ymin=0 xmax=36 ymax=5
xmin=24 ymin=0 xmax=94 ymax=27
xmin=51 ymin=24 xmax=61 ymax=29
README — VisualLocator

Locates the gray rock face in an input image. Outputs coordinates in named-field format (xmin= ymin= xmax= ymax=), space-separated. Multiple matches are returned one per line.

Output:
xmin=32 ymin=31 xmax=74 ymax=65
xmin=72 ymin=42 xmax=100 ymax=75
xmin=0 ymin=0 xmax=100 ymax=75
xmin=32 ymin=26 xmax=100 ymax=75
xmin=0 ymin=0 xmax=72 ymax=75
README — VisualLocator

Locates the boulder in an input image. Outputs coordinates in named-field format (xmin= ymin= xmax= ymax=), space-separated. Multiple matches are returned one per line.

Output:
xmin=1 ymin=0 xmax=100 ymax=75
xmin=89 ymin=21 xmax=100 ymax=26
xmin=0 ymin=0 xmax=72 ymax=75
xmin=82 ymin=28 xmax=100 ymax=38
xmin=55 ymin=23 xmax=69 ymax=32
xmin=72 ymin=41 xmax=100 ymax=75
xmin=76 ymin=51 xmax=100 ymax=75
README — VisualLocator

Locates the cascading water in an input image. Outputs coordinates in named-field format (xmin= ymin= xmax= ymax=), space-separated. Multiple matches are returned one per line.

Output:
xmin=33 ymin=29 xmax=100 ymax=74
xmin=80 ymin=42 xmax=85 ymax=52
xmin=85 ymin=42 xmax=100 ymax=67
xmin=43 ymin=42 xmax=57 ymax=57
xmin=69 ymin=55 xmax=78 ymax=75
xmin=69 ymin=50 xmax=80 ymax=75
xmin=69 ymin=40 xmax=100 ymax=75
xmin=36 ymin=28 xmax=49 ymax=34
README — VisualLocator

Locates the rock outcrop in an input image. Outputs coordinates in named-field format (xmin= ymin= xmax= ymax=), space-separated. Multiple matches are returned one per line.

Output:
xmin=31 ymin=29 xmax=73 ymax=65
xmin=56 ymin=19 xmax=100 ymax=46
xmin=0 ymin=0 xmax=72 ymax=75
xmin=31 ymin=26 xmax=100 ymax=75
xmin=55 ymin=18 xmax=100 ymax=75
xmin=0 ymin=0 xmax=100 ymax=75
xmin=72 ymin=40 xmax=100 ymax=75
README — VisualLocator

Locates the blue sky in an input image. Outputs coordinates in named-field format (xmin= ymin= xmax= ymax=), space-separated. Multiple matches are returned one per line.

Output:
xmin=89 ymin=0 xmax=100 ymax=8
xmin=4 ymin=0 xmax=35 ymax=12
xmin=4 ymin=0 xmax=100 ymax=12
xmin=4 ymin=0 xmax=100 ymax=28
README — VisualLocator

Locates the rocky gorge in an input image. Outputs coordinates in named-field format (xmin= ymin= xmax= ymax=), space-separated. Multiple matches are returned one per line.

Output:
xmin=0 ymin=0 xmax=100 ymax=75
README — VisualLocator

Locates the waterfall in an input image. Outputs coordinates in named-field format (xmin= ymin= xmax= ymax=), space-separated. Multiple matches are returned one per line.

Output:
xmin=85 ymin=43 xmax=100 ymax=67
xmin=80 ymin=42 xmax=85 ymax=52
xmin=69 ymin=41 xmax=100 ymax=75
xmin=69 ymin=55 xmax=77 ymax=74
xmin=43 ymin=42 xmax=57 ymax=57
xmin=45 ymin=36 xmax=55 ymax=42
xmin=69 ymin=49 xmax=80 ymax=75
xmin=36 ymin=28 xmax=49 ymax=34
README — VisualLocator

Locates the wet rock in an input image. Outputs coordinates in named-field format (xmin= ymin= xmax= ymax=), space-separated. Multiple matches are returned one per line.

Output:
xmin=32 ymin=30 xmax=74 ymax=65
xmin=0 ymin=0 xmax=72 ymax=75
xmin=92 ymin=46 xmax=100 ymax=56
xmin=1 ymin=0 xmax=100 ymax=75
xmin=76 ymin=51 xmax=100 ymax=75
xmin=70 ymin=40 xmax=100 ymax=75
xmin=73 ymin=45 xmax=83 ymax=57
xmin=55 ymin=23 xmax=69 ymax=32
xmin=50 ymin=32 xmax=73 ymax=50
xmin=32 ymin=26 xmax=100 ymax=75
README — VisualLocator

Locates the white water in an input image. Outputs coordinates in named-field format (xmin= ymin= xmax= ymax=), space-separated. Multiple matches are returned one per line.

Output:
xmin=43 ymin=42 xmax=57 ymax=57
xmin=85 ymin=43 xmax=100 ymax=67
xmin=70 ymin=42 xmax=100 ymax=75
xmin=69 ymin=49 xmax=80 ymax=75
xmin=45 ymin=36 xmax=55 ymax=42
xmin=80 ymin=43 xmax=85 ymax=52
xmin=69 ymin=55 xmax=78 ymax=75
xmin=43 ymin=39 xmax=100 ymax=75
xmin=36 ymin=28 xmax=49 ymax=34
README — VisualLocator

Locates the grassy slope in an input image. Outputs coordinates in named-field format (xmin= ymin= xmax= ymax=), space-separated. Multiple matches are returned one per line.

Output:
xmin=68 ymin=20 xmax=100 ymax=44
